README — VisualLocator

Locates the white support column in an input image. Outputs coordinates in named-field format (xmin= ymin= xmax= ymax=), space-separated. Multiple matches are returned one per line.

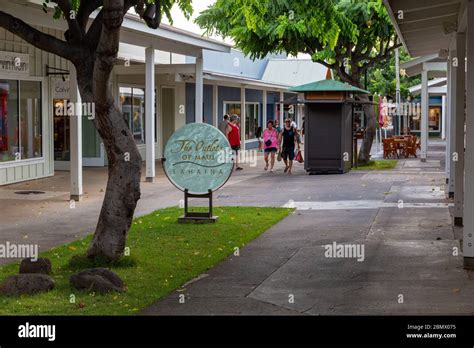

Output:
xmin=420 ymin=70 xmax=429 ymax=162
xmin=145 ymin=47 xmax=156 ymax=182
xmin=212 ymin=84 xmax=218 ymax=127
xmin=449 ymin=46 xmax=458 ymax=196
xmin=442 ymin=96 xmax=447 ymax=140
xmin=454 ymin=33 xmax=466 ymax=226
xmin=69 ymin=65 xmax=83 ymax=201
xmin=463 ymin=1 xmax=474 ymax=269
xmin=262 ymin=90 xmax=267 ymax=129
xmin=279 ymin=91 xmax=284 ymax=126
xmin=240 ymin=86 xmax=246 ymax=152
xmin=195 ymin=54 xmax=204 ymax=123
xmin=446 ymin=58 xmax=452 ymax=184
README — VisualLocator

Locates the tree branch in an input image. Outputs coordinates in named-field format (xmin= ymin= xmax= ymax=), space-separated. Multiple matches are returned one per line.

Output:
xmin=51 ymin=0 xmax=84 ymax=40
xmin=93 ymin=0 xmax=123 ymax=106
xmin=133 ymin=0 xmax=161 ymax=28
xmin=84 ymin=10 xmax=104 ymax=50
xmin=77 ymin=0 xmax=104 ymax=30
xmin=0 ymin=10 xmax=80 ymax=61
xmin=361 ymin=41 xmax=402 ymax=72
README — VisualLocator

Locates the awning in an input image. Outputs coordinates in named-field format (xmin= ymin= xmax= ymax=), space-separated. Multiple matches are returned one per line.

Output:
xmin=383 ymin=0 xmax=466 ymax=57
xmin=6 ymin=0 xmax=231 ymax=58
xmin=401 ymin=54 xmax=447 ymax=77
xmin=289 ymin=79 xmax=369 ymax=94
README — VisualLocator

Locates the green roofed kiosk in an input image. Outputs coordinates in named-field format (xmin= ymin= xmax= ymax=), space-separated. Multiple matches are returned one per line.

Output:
xmin=289 ymin=79 xmax=370 ymax=174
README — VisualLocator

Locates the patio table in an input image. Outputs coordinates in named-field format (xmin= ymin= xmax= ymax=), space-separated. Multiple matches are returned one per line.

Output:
xmin=393 ymin=138 xmax=409 ymax=158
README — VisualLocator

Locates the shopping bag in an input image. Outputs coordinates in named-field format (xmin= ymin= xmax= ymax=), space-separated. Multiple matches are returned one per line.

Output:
xmin=295 ymin=150 xmax=304 ymax=163
xmin=277 ymin=152 xmax=282 ymax=162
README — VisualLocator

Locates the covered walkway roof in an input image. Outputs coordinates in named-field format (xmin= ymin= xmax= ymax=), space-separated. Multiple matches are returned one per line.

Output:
xmin=7 ymin=0 xmax=232 ymax=57
xmin=409 ymin=78 xmax=447 ymax=96
xmin=383 ymin=0 xmax=467 ymax=57
xmin=401 ymin=54 xmax=447 ymax=78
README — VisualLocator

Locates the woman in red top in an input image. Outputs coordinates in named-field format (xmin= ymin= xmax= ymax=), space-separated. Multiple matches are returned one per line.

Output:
xmin=226 ymin=114 xmax=243 ymax=171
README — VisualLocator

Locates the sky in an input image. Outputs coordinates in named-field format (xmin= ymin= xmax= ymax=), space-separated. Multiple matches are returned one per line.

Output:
xmin=162 ymin=0 xmax=232 ymax=44
xmin=161 ymin=1 xmax=309 ymax=59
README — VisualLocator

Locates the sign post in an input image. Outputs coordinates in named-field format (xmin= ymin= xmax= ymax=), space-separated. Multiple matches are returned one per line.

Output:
xmin=162 ymin=123 xmax=234 ymax=223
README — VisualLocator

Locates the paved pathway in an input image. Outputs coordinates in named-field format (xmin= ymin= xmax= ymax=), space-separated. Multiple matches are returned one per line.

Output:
xmin=3 ymin=140 xmax=474 ymax=315
xmin=140 ymin=141 xmax=474 ymax=315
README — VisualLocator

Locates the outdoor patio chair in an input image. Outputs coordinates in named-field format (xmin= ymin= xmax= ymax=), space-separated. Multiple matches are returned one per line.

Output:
xmin=383 ymin=138 xmax=398 ymax=159
xmin=403 ymin=136 xmax=418 ymax=158
xmin=415 ymin=136 xmax=421 ymax=151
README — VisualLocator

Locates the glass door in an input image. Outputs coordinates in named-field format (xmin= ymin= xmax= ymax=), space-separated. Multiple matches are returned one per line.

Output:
xmin=53 ymin=98 xmax=70 ymax=169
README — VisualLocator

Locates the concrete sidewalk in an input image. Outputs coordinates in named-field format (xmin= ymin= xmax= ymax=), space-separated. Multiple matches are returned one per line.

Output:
xmin=140 ymin=141 xmax=474 ymax=315
xmin=3 ymin=140 xmax=473 ymax=315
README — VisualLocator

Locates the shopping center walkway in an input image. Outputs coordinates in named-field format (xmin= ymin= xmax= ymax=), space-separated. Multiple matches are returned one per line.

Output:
xmin=140 ymin=141 xmax=474 ymax=315
xmin=2 ymin=141 xmax=473 ymax=314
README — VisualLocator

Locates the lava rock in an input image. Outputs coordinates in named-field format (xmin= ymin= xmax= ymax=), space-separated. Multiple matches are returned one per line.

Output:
xmin=70 ymin=268 xmax=125 ymax=294
xmin=19 ymin=258 xmax=52 ymax=275
xmin=0 ymin=274 xmax=55 ymax=296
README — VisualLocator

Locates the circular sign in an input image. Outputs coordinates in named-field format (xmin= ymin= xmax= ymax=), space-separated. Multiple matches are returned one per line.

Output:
xmin=163 ymin=123 xmax=234 ymax=195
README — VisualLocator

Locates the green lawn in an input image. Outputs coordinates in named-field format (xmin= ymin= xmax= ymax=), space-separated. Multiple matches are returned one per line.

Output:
xmin=353 ymin=160 xmax=398 ymax=171
xmin=0 ymin=206 xmax=292 ymax=315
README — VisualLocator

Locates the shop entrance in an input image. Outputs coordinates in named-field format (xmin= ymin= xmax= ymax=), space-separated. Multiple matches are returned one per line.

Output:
xmin=53 ymin=98 xmax=70 ymax=170
xmin=52 ymin=79 xmax=105 ymax=170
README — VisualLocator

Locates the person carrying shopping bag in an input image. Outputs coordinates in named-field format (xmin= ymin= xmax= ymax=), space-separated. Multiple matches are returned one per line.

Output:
xmin=263 ymin=120 xmax=279 ymax=172
xmin=279 ymin=118 xmax=300 ymax=175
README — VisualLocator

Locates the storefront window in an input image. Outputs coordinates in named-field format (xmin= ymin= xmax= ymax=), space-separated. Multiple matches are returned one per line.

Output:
xmin=224 ymin=102 xmax=260 ymax=140
xmin=119 ymin=87 xmax=145 ymax=145
xmin=20 ymin=81 xmax=42 ymax=159
xmin=429 ymin=107 xmax=441 ymax=131
xmin=0 ymin=79 xmax=42 ymax=163
xmin=245 ymin=103 xmax=259 ymax=140
xmin=409 ymin=106 xmax=441 ymax=132
xmin=224 ymin=103 xmax=241 ymax=118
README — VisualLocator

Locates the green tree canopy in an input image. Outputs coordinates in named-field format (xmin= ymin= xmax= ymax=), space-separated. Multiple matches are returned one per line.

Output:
xmin=197 ymin=0 xmax=399 ymax=87
xmin=197 ymin=0 xmax=401 ymax=164
xmin=367 ymin=48 xmax=421 ymax=99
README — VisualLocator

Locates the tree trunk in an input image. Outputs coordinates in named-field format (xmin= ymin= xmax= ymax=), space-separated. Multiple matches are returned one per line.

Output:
xmin=0 ymin=0 xmax=149 ymax=263
xmin=83 ymin=0 xmax=142 ymax=262
xmin=358 ymin=94 xmax=377 ymax=165
xmin=72 ymin=60 xmax=142 ymax=262
xmin=86 ymin=104 xmax=142 ymax=261
xmin=339 ymin=70 xmax=377 ymax=166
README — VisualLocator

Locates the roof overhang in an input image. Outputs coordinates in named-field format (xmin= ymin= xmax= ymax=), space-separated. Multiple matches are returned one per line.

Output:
xmin=203 ymin=71 xmax=293 ymax=91
xmin=401 ymin=54 xmax=447 ymax=77
xmin=383 ymin=0 xmax=466 ymax=57
xmin=5 ymin=0 xmax=231 ymax=57
xmin=114 ymin=64 xmax=293 ymax=92
xmin=409 ymin=77 xmax=447 ymax=95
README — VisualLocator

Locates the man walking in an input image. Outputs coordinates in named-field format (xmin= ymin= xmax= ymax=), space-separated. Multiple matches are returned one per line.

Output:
xmin=218 ymin=114 xmax=230 ymax=134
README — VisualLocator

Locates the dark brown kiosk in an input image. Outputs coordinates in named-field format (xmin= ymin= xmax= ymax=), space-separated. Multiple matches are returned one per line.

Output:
xmin=289 ymin=79 xmax=369 ymax=174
